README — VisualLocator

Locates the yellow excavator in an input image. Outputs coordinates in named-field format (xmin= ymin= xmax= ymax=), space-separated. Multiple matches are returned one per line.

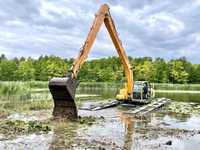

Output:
xmin=49 ymin=4 xmax=150 ymax=118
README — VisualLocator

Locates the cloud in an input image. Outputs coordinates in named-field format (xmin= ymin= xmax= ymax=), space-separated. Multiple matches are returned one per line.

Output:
xmin=0 ymin=0 xmax=199 ymax=63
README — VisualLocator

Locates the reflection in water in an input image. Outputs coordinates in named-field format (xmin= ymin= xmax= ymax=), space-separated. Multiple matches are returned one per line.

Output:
xmin=46 ymin=104 xmax=200 ymax=150
xmin=153 ymin=112 xmax=200 ymax=130
xmin=118 ymin=110 xmax=149 ymax=150
xmin=77 ymin=87 xmax=118 ymax=99
xmin=124 ymin=122 xmax=133 ymax=150
xmin=48 ymin=82 xmax=200 ymax=150
xmin=77 ymin=86 xmax=200 ymax=102
xmin=120 ymin=112 xmax=134 ymax=150
xmin=49 ymin=121 xmax=78 ymax=150
xmin=117 ymin=107 xmax=199 ymax=150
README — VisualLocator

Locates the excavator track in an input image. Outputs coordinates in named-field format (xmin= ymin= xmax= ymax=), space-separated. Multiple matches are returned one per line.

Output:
xmin=48 ymin=4 xmax=165 ymax=119
xmin=79 ymin=98 xmax=171 ymax=114
xmin=80 ymin=100 xmax=121 ymax=111
xmin=48 ymin=4 xmax=134 ymax=119
xmin=125 ymin=98 xmax=171 ymax=117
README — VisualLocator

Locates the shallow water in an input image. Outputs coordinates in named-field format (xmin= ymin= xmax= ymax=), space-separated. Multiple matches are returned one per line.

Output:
xmin=0 ymin=133 xmax=53 ymax=150
xmin=77 ymin=103 xmax=200 ymax=150
xmin=1 ymin=84 xmax=200 ymax=149
xmin=1 ymin=101 xmax=200 ymax=150
xmin=77 ymin=86 xmax=200 ymax=102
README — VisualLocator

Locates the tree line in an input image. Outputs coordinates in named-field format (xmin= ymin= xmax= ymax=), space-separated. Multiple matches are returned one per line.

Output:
xmin=0 ymin=54 xmax=199 ymax=83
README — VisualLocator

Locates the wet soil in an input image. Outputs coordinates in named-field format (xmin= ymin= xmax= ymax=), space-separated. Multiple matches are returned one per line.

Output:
xmin=0 ymin=101 xmax=200 ymax=150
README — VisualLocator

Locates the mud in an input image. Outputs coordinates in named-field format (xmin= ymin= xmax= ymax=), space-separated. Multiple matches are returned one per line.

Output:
xmin=53 ymin=100 xmax=78 ymax=119
xmin=0 ymin=101 xmax=200 ymax=150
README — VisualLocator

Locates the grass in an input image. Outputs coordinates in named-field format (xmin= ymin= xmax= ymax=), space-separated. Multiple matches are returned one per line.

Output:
xmin=1 ymin=81 xmax=199 ymax=95
xmin=80 ymin=82 xmax=200 ymax=91
xmin=153 ymin=83 xmax=200 ymax=91
xmin=79 ymin=82 xmax=123 ymax=88
xmin=0 ymin=81 xmax=48 ymax=96
xmin=0 ymin=81 xmax=200 ymax=116
xmin=0 ymin=81 xmax=31 ymax=96
xmin=0 ymin=100 xmax=53 ymax=114
xmin=28 ymin=81 xmax=48 ymax=89
xmin=0 ymin=81 xmax=52 ymax=116
xmin=29 ymin=100 xmax=53 ymax=110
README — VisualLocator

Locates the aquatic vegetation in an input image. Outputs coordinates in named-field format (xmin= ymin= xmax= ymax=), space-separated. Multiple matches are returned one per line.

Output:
xmin=0 ymin=100 xmax=53 ymax=118
xmin=28 ymin=81 xmax=48 ymax=89
xmin=78 ymin=116 xmax=97 ymax=126
xmin=29 ymin=100 xmax=53 ymax=110
xmin=0 ymin=81 xmax=31 ymax=98
xmin=154 ymin=83 xmax=200 ymax=91
xmin=0 ymin=81 xmax=200 ymax=118
xmin=0 ymin=120 xmax=51 ymax=138
xmin=166 ymin=102 xmax=200 ymax=114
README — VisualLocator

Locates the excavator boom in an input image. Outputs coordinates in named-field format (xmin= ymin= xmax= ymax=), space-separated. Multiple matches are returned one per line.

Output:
xmin=49 ymin=4 xmax=133 ymax=118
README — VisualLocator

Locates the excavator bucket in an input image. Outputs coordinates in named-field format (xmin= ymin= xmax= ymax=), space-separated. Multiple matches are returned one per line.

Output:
xmin=49 ymin=76 xmax=78 ymax=119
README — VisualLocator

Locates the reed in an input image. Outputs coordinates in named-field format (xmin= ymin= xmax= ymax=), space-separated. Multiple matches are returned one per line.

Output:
xmin=153 ymin=83 xmax=200 ymax=91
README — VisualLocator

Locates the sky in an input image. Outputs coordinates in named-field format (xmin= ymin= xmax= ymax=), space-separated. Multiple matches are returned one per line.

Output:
xmin=0 ymin=0 xmax=200 ymax=63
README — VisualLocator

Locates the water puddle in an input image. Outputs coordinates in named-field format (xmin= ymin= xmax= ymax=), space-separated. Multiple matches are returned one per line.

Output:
xmin=6 ymin=110 xmax=52 ymax=121
xmin=76 ymin=101 xmax=200 ymax=149
xmin=0 ymin=133 xmax=53 ymax=150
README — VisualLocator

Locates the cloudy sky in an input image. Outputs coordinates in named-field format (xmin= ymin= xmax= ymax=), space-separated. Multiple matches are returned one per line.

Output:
xmin=0 ymin=0 xmax=200 ymax=63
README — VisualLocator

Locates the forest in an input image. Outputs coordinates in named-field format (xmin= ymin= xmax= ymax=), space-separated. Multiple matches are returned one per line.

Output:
xmin=0 ymin=54 xmax=199 ymax=83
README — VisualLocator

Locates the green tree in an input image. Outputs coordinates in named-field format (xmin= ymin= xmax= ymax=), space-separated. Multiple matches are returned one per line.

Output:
xmin=15 ymin=59 xmax=35 ymax=81
xmin=0 ymin=54 xmax=199 ymax=83
xmin=0 ymin=54 xmax=6 ymax=63
xmin=46 ymin=56 xmax=67 ymax=79
xmin=34 ymin=56 xmax=49 ymax=80
xmin=189 ymin=64 xmax=200 ymax=83
xmin=0 ymin=60 xmax=18 ymax=81
xmin=152 ymin=58 xmax=168 ymax=83
xmin=168 ymin=60 xmax=189 ymax=83
xmin=134 ymin=60 xmax=154 ymax=81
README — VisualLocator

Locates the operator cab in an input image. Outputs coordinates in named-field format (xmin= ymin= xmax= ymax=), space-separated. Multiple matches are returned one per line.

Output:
xmin=132 ymin=81 xmax=152 ymax=100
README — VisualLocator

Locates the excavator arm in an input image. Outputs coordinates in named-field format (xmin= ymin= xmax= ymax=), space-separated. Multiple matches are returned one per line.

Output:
xmin=49 ymin=4 xmax=133 ymax=118
xmin=71 ymin=4 xmax=133 ymax=100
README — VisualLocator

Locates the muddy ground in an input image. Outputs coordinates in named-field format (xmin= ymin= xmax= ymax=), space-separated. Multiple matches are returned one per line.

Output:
xmin=0 ymin=101 xmax=200 ymax=150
